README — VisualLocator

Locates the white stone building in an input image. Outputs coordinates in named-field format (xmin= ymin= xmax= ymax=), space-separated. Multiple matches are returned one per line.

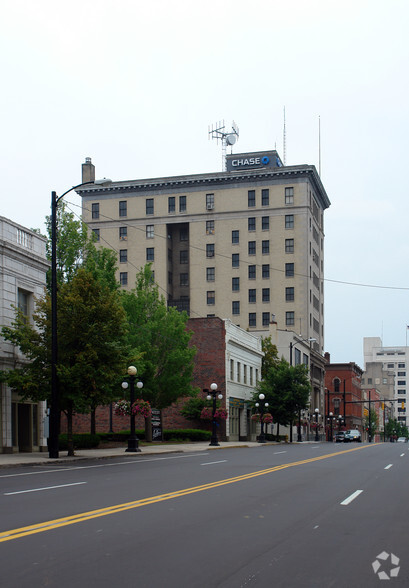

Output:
xmin=0 ymin=217 xmax=49 ymax=452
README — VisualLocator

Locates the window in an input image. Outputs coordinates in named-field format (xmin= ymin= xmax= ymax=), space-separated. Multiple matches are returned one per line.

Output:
xmin=285 ymin=214 xmax=294 ymax=229
xmin=249 ymin=289 xmax=256 ymax=303
xmin=262 ymin=288 xmax=270 ymax=302
xmin=180 ymin=228 xmax=188 ymax=241
xmin=261 ymin=189 xmax=269 ymax=206
xmin=286 ymin=287 xmax=295 ymax=301
xmin=119 ymin=272 xmax=128 ymax=286
xmin=250 ymin=366 xmax=253 ymax=385
xmin=243 ymin=365 xmax=247 ymax=384
xmin=262 ymin=264 xmax=270 ymax=279
xmin=146 ymin=225 xmax=154 ymax=239
xmin=398 ymin=389 xmax=406 ymax=395
xmin=398 ymin=363 xmax=406 ymax=368
xmin=119 ymin=201 xmax=127 ymax=217
xmin=248 ymin=190 xmax=256 ymax=207
xmin=119 ymin=249 xmax=127 ymax=263
xmin=92 ymin=228 xmax=100 ymax=241
xmin=206 ymin=244 xmax=215 ymax=258
xmin=168 ymin=271 xmax=173 ymax=285
xmin=294 ymin=348 xmax=301 ymax=365
xmin=286 ymin=311 xmax=295 ymax=326
xmin=146 ymin=247 xmax=154 ymax=261
xmin=179 ymin=195 xmax=186 ymax=212
xmin=207 ymin=291 xmax=215 ymax=305
xmin=262 ymin=312 xmax=270 ymax=326
xmin=168 ymin=197 xmax=175 ymax=213
xmin=285 ymin=263 xmax=294 ymax=277
xmin=285 ymin=239 xmax=294 ymax=253
xmin=398 ymin=372 xmax=406 ymax=376
xmin=232 ymin=301 xmax=240 ymax=315
xmin=119 ymin=226 xmax=127 ymax=240
xmin=206 ymin=193 xmax=214 ymax=209
xmin=146 ymin=198 xmax=154 ymax=215
xmin=91 ymin=203 xmax=99 ymax=219
xmin=248 ymin=265 xmax=256 ymax=279
xmin=18 ymin=289 xmax=29 ymax=322
xmin=230 ymin=359 xmax=234 ymax=380
xmin=262 ymin=240 xmax=270 ymax=254
xmin=285 ymin=187 xmax=294 ymax=205
xmin=262 ymin=216 xmax=269 ymax=230
xmin=237 ymin=362 xmax=241 ymax=382
xmin=232 ymin=253 xmax=239 ymax=268
xmin=180 ymin=250 xmax=188 ymax=264
xmin=248 ymin=217 xmax=256 ymax=231
xmin=206 ymin=220 xmax=215 ymax=235
xmin=232 ymin=230 xmax=239 ymax=244
xmin=248 ymin=241 xmax=256 ymax=255
xmin=232 ymin=277 xmax=240 ymax=291
xmin=206 ymin=267 xmax=215 ymax=281
xmin=180 ymin=273 xmax=189 ymax=286
xmin=249 ymin=313 xmax=256 ymax=327
xmin=398 ymin=381 xmax=406 ymax=386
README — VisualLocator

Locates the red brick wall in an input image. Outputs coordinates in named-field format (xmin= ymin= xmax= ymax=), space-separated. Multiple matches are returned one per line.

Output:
xmin=61 ymin=317 xmax=227 ymax=436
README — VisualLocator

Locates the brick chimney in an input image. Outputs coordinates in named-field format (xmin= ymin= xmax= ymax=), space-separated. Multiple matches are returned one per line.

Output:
xmin=82 ymin=157 xmax=95 ymax=183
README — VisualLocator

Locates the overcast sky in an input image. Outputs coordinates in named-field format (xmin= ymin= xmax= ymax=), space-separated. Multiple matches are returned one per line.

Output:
xmin=2 ymin=0 xmax=409 ymax=367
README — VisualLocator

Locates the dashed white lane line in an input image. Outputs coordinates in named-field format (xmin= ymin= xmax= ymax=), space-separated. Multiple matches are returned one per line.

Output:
xmin=384 ymin=464 xmax=393 ymax=470
xmin=341 ymin=490 xmax=363 ymax=506
xmin=5 ymin=482 xmax=87 ymax=495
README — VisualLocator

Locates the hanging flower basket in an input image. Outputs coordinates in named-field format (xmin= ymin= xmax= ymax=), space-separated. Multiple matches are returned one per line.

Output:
xmin=131 ymin=399 xmax=152 ymax=418
xmin=114 ymin=399 xmax=152 ymax=418
xmin=251 ymin=413 xmax=261 ymax=422
xmin=262 ymin=413 xmax=273 ymax=424
xmin=200 ymin=407 xmax=228 ymax=421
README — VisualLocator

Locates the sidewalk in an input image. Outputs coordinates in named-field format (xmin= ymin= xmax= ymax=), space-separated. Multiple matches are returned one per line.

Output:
xmin=0 ymin=441 xmax=276 ymax=469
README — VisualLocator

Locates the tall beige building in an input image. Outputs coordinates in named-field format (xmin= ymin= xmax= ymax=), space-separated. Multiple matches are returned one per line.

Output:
xmin=79 ymin=150 xmax=330 ymax=362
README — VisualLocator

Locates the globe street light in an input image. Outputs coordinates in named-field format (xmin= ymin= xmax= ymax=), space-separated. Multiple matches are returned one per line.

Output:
xmin=207 ymin=383 xmax=223 ymax=446
xmin=122 ymin=366 xmax=143 ymax=452
xmin=314 ymin=407 xmax=320 ymax=442
xmin=48 ymin=178 xmax=111 ymax=459
xmin=255 ymin=393 xmax=269 ymax=443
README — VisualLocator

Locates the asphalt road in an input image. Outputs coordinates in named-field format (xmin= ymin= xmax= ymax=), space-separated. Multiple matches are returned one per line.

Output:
xmin=0 ymin=442 xmax=408 ymax=587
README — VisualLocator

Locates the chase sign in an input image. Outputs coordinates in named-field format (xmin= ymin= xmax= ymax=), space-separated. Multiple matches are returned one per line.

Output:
xmin=226 ymin=151 xmax=283 ymax=172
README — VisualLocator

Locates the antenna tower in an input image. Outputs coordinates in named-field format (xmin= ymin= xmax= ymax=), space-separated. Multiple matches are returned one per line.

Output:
xmin=283 ymin=107 xmax=287 ymax=165
xmin=208 ymin=120 xmax=239 ymax=170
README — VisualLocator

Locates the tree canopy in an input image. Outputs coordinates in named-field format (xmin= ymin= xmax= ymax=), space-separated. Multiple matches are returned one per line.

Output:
xmin=121 ymin=264 xmax=198 ymax=409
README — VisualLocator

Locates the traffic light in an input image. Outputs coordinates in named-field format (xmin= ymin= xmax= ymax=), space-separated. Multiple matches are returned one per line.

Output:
xmin=402 ymin=402 xmax=405 ymax=410
xmin=382 ymin=402 xmax=384 ymax=410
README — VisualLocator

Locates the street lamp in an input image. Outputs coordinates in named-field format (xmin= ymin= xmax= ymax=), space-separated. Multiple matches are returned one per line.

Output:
xmin=48 ymin=177 xmax=111 ymax=459
xmin=314 ymin=407 xmax=320 ymax=442
xmin=207 ymin=383 xmax=223 ymax=446
xmin=122 ymin=366 xmax=144 ymax=452
xmin=328 ymin=411 xmax=334 ymax=442
xmin=255 ymin=393 xmax=269 ymax=443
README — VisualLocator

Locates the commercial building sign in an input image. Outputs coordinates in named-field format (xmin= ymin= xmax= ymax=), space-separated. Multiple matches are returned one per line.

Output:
xmin=226 ymin=151 xmax=283 ymax=172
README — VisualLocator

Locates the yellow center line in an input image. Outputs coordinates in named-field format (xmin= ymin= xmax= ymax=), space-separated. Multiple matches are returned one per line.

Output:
xmin=0 ymin=444 xmax=378 ymax=543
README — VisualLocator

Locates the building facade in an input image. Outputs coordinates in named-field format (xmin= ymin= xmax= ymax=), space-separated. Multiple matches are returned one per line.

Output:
xmin=0 ymin=217 xmax=49 ymax=453
xmin=324 ymin=358 xmax=364 ymax=436
xmin=364 ymin=337 xmax=407 ymax=426
xmin=78 ymin=151 xmax=330 ymax=359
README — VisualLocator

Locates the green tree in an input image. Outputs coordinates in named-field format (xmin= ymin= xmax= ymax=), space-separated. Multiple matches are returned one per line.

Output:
xmin=1 ymin=269 xmax=130 ymax=455
xmin=385 ymin=418 xmax=408 ymax=439
xmin=255 ymin=358 xmax=310 ymax=439
xmin=121 ymin=265 xmax=198 ymax=409
xmin=260 ymin=336 xmax=279 ymax=380
xmin=364 ymin=408 xmax=379 ymax=439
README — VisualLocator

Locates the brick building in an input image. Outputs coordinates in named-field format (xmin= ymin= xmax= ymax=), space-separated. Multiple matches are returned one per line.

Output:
xmin=63 ymin=316 xmax=263 ymax=441
xmin=324 ymin=355 xmax=364 ymax=435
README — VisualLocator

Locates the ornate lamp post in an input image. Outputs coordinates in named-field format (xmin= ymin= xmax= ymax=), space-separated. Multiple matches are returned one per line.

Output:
xmin=314 ymin=407 xmax=320 ymax=442
xmin=207 ymin=383 xmax=223 ymax=446
xmin=122 ymin=366 xmax=143 ymax=452
xmin=328 ymin=411 xmax=334 ymax=442
xmin=48 ymin=177 xmax=111 ymax=459
xmin=255 ymin=393 xmax=269 ymax=444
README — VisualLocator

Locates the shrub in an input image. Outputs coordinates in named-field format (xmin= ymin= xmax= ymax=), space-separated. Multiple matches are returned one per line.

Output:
xmin=58 ymin=433 xmax=100 ymax=450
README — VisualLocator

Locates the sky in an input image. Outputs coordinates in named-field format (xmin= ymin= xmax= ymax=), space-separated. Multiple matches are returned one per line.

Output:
xmin=1 ymin=0 xmax=409 ymax=367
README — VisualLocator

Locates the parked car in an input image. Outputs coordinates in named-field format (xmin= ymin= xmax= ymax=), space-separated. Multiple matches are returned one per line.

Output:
xmin=397 ymin=437 xmax=408 ymax=443
xmin=335 ymin=431 xmax=346 ymax=443
xmin=344 ymin=429 xmax=361 ymax=442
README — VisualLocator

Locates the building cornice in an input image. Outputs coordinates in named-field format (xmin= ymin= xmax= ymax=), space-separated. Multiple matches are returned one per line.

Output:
xmin=77 ymin=164 xmax=330 ymax=210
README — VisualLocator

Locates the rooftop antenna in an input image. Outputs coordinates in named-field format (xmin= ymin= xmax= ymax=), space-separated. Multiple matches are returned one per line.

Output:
xmin=283 ymin=106 xmax=287 ymax=165
xmin=318 ymin=115 xmax=321 ymax=176
xmin=208 ymin=120 xmax=239 ymax=170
